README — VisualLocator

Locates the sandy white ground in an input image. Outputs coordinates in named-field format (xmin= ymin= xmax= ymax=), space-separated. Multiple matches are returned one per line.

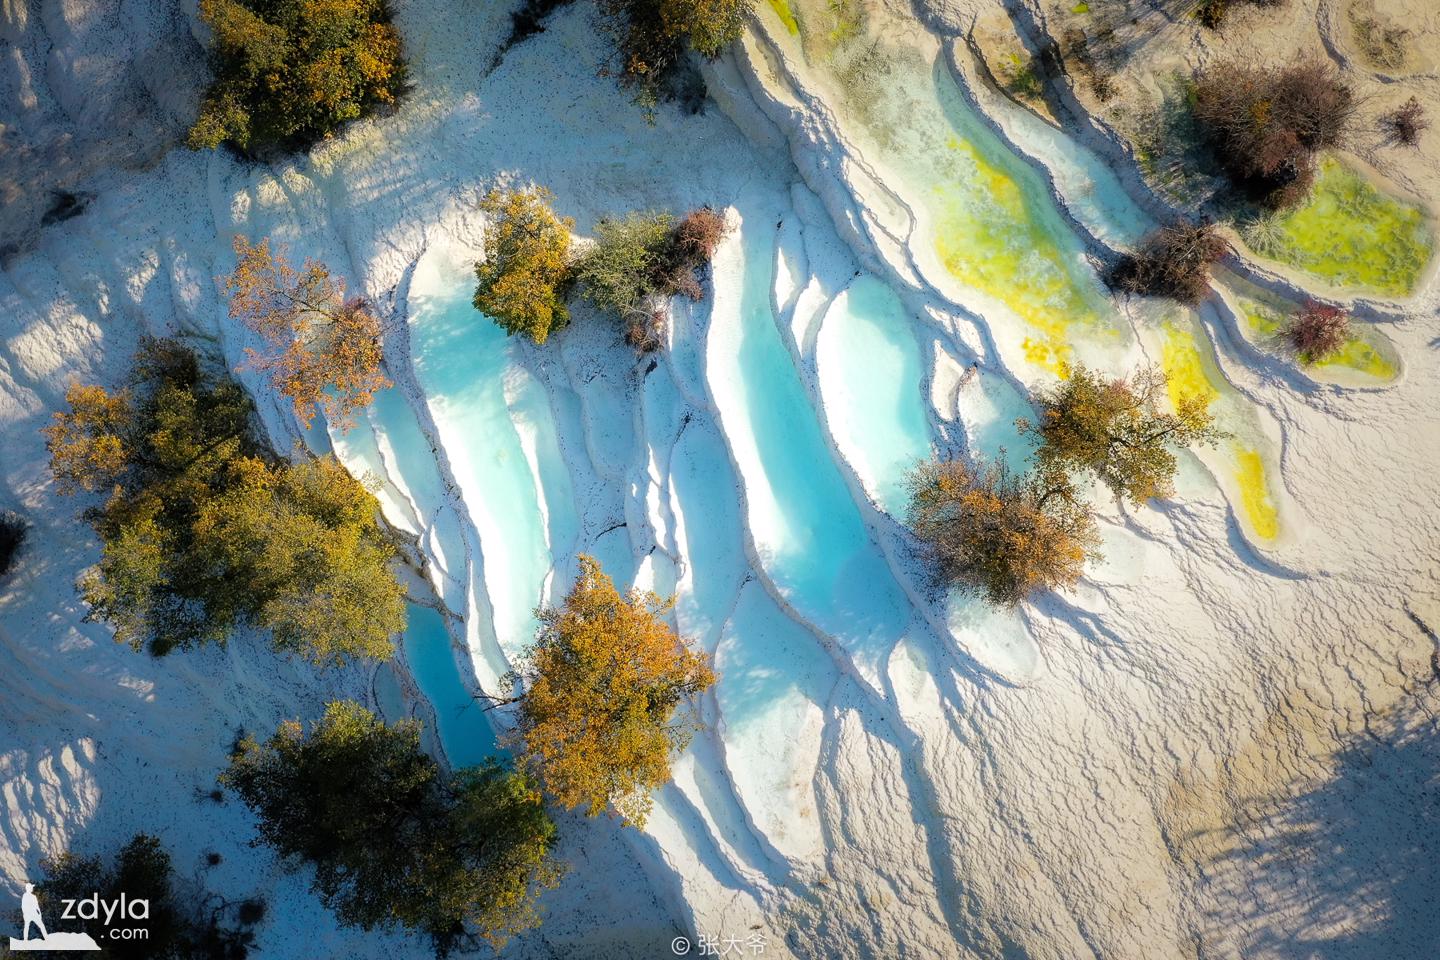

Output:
xmin=3 ymin=0 xmax=1440 ymax=958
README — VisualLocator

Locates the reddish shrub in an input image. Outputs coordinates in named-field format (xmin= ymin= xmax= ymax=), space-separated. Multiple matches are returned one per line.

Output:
xmin=1383 ymin=97 xmax=1430 ymax=146
xmin=656 ymin=206 xmax=729 ymax=302
xmin=1108 ymin=222 xmax=1230 ymax=305
xmin=674 ymin=207 xmax=728 ymax=262
xmin=1287 ymin=301 xmax=1350 ymax=362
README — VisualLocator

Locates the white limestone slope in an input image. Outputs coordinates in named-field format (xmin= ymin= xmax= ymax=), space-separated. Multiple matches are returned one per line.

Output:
xmin=2 ymin=0 xmax=1440 ymax=958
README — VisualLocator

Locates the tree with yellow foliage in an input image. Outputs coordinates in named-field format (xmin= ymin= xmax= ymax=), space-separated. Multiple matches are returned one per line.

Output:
xmin=473 ymin=187 xmax=576 ymax=345
xmin=188 ymin=0 xmax=406 ymax=152
xmin=1021 ymin=364 xmax=1224 ymax=507
xmin=223 ymin=236 xmax=389 ymax=428
xmin=43 ymin=384 xmax=132 ymax=493
xmin=495 ymin=556 xmax=715 ymax=827
xmin=43 ymin=339 xmax=405 ymax=663
xmin=906 ymin=458 xmax=1099 ymax=607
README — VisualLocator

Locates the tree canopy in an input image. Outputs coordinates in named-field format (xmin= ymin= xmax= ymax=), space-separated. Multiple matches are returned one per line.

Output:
xmin=188 ymin=0 xmax=406 ymax=152
xmin=223 ymin=236 xmax=390 ymax=429
xmin=223 ymin=701 xmax=561 ymax=954
xmin=505 ymin=556 xmax=715 ymax=828
xmin=576 ymin=211 xmax=675 ymax=321
xmin=906 ymin=459 xmax=1099 ymax=607
xmin=575 ymin=206 xmax=729 ymax=350
xmin=599 ymin=0 xmax=752 ymax=112
xmin=1192 ymin=60 xmax=1355 ymax=209
xmin=474 ymin=187 xmax=576 ymax=345
xmin=43 ymin=339 xmax=405 ymax=664
xmin=1022 ymin=364 xmax=1223 ymax=506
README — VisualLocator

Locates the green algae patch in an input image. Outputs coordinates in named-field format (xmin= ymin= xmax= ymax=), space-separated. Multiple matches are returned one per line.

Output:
xmin=1160 ymin=320 xmax=1281 ymax=541
xmin=1071 ymin=2 xmax=1090 ymax=12
xmin=767 ymin=0 xmax=800 ymax=35
xmin=1242 ymin=158 xmax=1434 ymax=298
xmin=1237 ymin=297 xmax=1399 ymax=382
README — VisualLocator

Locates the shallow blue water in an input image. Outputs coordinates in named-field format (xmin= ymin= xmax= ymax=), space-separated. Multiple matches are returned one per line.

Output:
xmin=815 ymin=275 xmax=933 ymax=516
xmin=408 ymin=253 xmax=564 ymax=658
xmin=707 ymin=207 xmax=911 ymax=674
xmin=402 ymin=603 xmax=498 ymax=767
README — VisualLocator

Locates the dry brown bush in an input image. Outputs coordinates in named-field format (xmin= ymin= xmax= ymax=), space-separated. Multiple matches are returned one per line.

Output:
xmin=1193 ymin=60 xmax=1354 ymax=208
xmin=1108 ymin=221 xmax=1230 ymax=304
xmin=1383 ymin=97 xmax=1429 ymax=147
xmin=906 ymin=459 xmax=1098 ymax=607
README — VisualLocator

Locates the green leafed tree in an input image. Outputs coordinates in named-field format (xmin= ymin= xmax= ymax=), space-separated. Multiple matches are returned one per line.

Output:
xmin=575 ymin=206 xmax=729 ymax=351
xmin=1021 ymin=364 xmax=1225 ymax=506
xmin=43 ymin=339 xmax=404 ymax=664
xmin=223 ymin=701 xmax=561 ymax=954
xmin=576 ymin=211 xmax=674 ymax=321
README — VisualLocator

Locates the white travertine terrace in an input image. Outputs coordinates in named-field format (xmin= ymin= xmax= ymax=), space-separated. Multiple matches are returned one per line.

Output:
xmin=2 ymin=0 xmax=1439 ymax=957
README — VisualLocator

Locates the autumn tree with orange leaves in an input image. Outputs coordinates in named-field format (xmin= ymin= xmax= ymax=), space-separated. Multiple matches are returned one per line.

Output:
xmin=187 ymin=0 xmax=406 ymax=152
xmin=494 ymin=556 xmax=715 ymax=828
xmin=906 ymin=458 xmax=1099 ymax=607
xmin=223 ymin=236 xmax=389 ymax=428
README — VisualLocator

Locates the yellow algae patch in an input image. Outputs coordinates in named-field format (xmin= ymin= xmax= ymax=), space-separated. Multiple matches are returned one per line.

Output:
xmin=1328 ymin=338 xmax=1396 ymax=380
xmin=1245 ymin=158 xmax=1434 ymax=297
xmin=767 ymin=0 xmax=800 ymax=35
xmin=1161 ymin=322 xmax=1280 ymax=541
xmin=930 ymin=135 xmax=1106 ymax=376
xmin=1239 ymin=303 xmax=1284 ymax=339
xmin=1160 ymin=322 xmax=1219 ymax=410
xmin=1235 ymin=447 xmax=1279 ymax=541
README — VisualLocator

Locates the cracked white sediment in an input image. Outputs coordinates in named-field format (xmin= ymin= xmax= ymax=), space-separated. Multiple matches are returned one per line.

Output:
xmin=4 ymin=0 xmax=1440 ymax=958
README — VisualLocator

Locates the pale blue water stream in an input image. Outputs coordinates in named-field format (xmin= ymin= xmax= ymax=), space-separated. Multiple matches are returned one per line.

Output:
xmin=402 ymin=603 xmax=498 ymax=767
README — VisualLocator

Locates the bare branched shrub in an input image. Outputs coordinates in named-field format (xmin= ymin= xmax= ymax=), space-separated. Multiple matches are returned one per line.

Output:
xmin=1193 ymin=60 xmax=1355 ymax=208
xmin=906 ymin=458 xmax=1098 ymax=607
xmin=1383 ymin=97 xmax=1429 ymax=147
xmin=658 ymin=207 xmax=728 ymax=299
xmin=1108 ymin=221 xmax=1230 ymax=304
xmin=672 ymin=207 xmax=727 ymax=265
xmin=1061 ymin=28 xmax=1119 ymax=103
xmin=1287 ymin=301 xmax=1350 ymax=362
xmin=1349 ymin=11 xmax=1409 ymax=70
